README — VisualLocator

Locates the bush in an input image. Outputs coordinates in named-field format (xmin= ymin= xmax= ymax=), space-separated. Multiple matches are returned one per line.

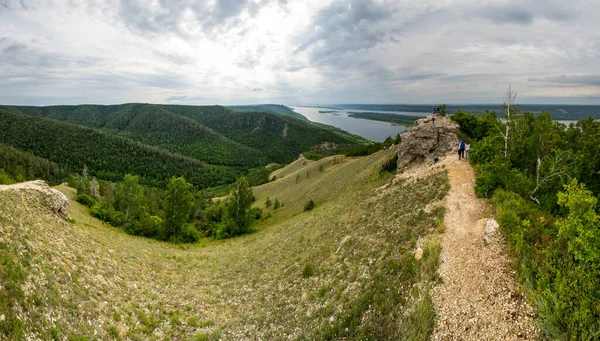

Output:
xmin=380 ymin=154 xmax=398 ymax=173
xmin=302 ymin=262 xmax=314 ymax=278
xmin=248 ymin=207 xmax=262 ymax=220
xmin=474 ymin=156 xmax=532 ymax=198
xmin=303 ymin=151 xmax=326 ymax=161
xmin=76 ymin=194 xmax=95 ymax=207
xmin=304 ymin=200 xmax=315 ymax=211
xmin=171 ymin=223 xmax=200 ymax=243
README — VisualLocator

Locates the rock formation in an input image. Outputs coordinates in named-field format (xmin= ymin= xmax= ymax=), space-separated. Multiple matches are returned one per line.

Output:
xmin=0 ymin=180 xmax=71 ymax=220
xmin=396 ymin=115 xmax=460 ymax=171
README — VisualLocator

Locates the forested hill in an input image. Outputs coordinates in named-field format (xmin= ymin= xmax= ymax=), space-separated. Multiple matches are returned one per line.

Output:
xmin=227 ymin=104 xmax=308 ymax=121
xmin=1 ymin=103 xmax=361 ymax=165
xmin=0 ymin=109 xmax=239 ymax=188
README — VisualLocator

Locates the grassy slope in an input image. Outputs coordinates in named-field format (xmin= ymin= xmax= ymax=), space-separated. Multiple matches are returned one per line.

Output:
xmin=0 ymin=150 xmax=449 ymax=340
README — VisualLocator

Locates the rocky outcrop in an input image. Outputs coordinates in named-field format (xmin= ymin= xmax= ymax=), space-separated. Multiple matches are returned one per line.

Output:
xmin=0 ymin=180 xmax=71 ymax=220
xmin=396 ymin=115 xmax=460 ymax=171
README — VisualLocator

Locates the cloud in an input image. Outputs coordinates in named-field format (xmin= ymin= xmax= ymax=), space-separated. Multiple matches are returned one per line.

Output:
xmin=530 ymin=75 xmax=600 ymax=87
xmin=116 ymin=0 xmax=282 ymax=38
xmin=1 ymin=0 xmax=600 ymax=105
xmin=474 ymin=1 xmax=574 ymax=25
xmin=295 ymin=0 xmax=400 ymax=65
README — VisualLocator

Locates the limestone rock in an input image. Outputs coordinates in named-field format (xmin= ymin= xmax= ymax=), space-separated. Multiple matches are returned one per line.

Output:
xmin=396 ymin=115 xmax=460 ymax=171
xmin=49 ymin=188 xmax=71 ymax=220
xmin=414 ymin=247 xmax=423 ymax=260
xmin=0 ymin=180 xmax=71 ymax=220
xmin=483 ymin=219 xmax=499 ymax=243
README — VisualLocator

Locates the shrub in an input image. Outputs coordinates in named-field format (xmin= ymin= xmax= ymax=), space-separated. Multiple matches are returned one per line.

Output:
xmin=304 ymin=200 xmax=315 ymax=211
xmin=76 ymin=194 xmax=95 ymax=207
xmin=303 ymin=151 xmax=326 ymax=161
xmin=248 ymin=207 xmax=262 ymax=220
xmin=265 ymin=197 xmax=272 ymax=208
xmin=380 ymin=154 xmax=398 ymax=173
xmin=171 ymin=223 xmax=200 ymax=243
xmin=302 ymin=262 xmax=314 ymax=278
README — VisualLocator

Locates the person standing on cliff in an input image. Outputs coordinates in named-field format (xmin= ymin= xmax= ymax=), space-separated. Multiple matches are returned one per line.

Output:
xmin=465 ymin=142 xmax=471 ymax=160
xmin=458 ymin=140 xmax=466 ymax=160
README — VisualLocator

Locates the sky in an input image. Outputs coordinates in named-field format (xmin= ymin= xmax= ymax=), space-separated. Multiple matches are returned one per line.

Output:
xmin=1 ymin=0 xmax=600 ymax=106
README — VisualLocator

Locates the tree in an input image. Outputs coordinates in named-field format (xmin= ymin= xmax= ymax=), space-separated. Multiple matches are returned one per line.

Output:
xmin=265 ymin=197 xmax=272 ymax=208
xmin=164 ymin=176 xmax=194 ymax=240
xmin=501 ymin=84 xmax=517 ymax=157
xmin=115 ymin=174 xmax=144 ymax=222
xmin=439 ymin=104 xmax=447 ymax=117
xmin=227 ymin=176 xmax=254 ymax=236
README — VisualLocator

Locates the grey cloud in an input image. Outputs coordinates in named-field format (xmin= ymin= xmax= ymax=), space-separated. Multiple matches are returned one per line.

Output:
xmin=530 ymin=75 xmax=600 ymax=87
xmin=0 ymin=37 xmax=101 ymax=68
xmin=117 ymin=0 xmax=279 ymax=38
xmin=474 ymin=1 xmax=573 ymax=25
xmin=164 ymin=95 xmax=205 ymax=103
xmin=252 ymin=87 xmax=263 ymax=92
xmin=236 ymin=45 xmax=266 ymax=69
xmin=295 ymin=0 xmax=400 ymax=65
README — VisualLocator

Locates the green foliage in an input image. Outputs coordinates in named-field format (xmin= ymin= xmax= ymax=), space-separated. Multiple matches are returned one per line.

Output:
xmin=265 ymin=197 xmax=272 ymax=208
xmin=303 ymin=151 xmax=326 ymax=161
xmin=474 ymin=155 xmax=533 ymax=198
xmin=450 ymin=110 xmax=496 ymax=141
xmin=273 ymin=199 xmax=281 ymax=210
xmin=344 ymin=142 xmax=384 ymax=157
xmin=76 ymin=194 xmax=95 ymax=207
xmin=347 ymin=112 xmax=421 ymax=126
xmin=380 ymin=154 xmax=398 ymax=173
xmin=164 ymin=177 xmax=195 ymax=241
xmin=458 ymin=103 xmax=600 ymax=338
xmin=303 ymin=199 xmax=316 ymax=212
xmin=225 ymin=177 xmax=254 ymax=236
xmin=439 ymin=104 xmax=447 ymax=117
xmin=115 ymin=174 xmax=145 ymax=223
xmin=0 ymin=109 xmax=239 ymax=189
xmin=302 ymin=262 xmax=315 ymax=278
xmin=0 ymin=143 xmax=69 ymax=185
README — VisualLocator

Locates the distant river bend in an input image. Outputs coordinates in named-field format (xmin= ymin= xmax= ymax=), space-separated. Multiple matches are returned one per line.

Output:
xmin=292 ymin=106 xmax=426 ymax=142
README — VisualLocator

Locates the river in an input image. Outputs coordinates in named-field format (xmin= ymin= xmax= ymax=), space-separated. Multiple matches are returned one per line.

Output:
xmin=291 ymin=106 xmax=427 ymax=142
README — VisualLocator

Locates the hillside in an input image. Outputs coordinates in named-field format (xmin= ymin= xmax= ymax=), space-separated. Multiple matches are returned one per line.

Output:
xmin=0 ymin=149 xmax=449 ymax=340
xmin=2 ymin=104 xmax=363 ymax=166
xmin=0 ymin=109 xmax=239 ymax=188
xmin=227 ymin=104 xmax=308 ymax=121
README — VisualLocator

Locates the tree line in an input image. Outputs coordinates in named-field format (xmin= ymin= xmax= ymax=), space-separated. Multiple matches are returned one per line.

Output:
xmin=452 ymin=91 xmax=600 ymax=339
xmin=0 ymin=143 xmax=70 ymax=185
xmin=72 ymin=173 xmax=259 ymax=242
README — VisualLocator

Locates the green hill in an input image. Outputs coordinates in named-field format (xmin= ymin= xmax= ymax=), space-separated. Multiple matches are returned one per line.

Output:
xmin=0 ymin=150 xmax=448 ymax=340
xmin=0 ymin=109 xmax=239 ymax=188
xmin=227 ymin=104 xmax=308 ymax=121
xmin=1 ymin=103 xmax=364 ymax=166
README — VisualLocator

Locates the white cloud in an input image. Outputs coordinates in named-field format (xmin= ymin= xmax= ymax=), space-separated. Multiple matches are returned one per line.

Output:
xmin=0 ymin=0 xmax=599 ymax=105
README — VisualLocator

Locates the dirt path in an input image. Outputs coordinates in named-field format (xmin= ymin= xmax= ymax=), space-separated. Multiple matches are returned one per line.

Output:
xmin=431 ymin=157 xmax=538 ymax=340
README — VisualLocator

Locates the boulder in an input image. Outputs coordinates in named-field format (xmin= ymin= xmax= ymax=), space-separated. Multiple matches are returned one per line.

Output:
xmin=396 ymin=115 xmax=460 ymax=171
xmin=484 ymin=219 xmax=500 ymax=243
xmin=49 ymin=188 xmax=71 ymax=220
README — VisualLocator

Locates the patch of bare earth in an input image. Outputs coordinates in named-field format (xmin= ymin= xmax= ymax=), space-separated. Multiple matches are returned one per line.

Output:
xmin=431 ymin=157 xmax=539 ymax=340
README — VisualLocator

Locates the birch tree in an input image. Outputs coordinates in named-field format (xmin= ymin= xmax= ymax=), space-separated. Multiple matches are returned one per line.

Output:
xmin=502 ymin=84 xmax=517 ymax=157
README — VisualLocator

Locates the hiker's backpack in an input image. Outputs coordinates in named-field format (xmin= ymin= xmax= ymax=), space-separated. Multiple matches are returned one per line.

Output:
xmin=459 ymin=141 xmax=466 ymax=149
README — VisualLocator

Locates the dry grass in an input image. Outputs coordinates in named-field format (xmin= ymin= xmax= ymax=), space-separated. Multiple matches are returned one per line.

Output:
xmin=0 ymin=149 xmax=449 ymax=340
